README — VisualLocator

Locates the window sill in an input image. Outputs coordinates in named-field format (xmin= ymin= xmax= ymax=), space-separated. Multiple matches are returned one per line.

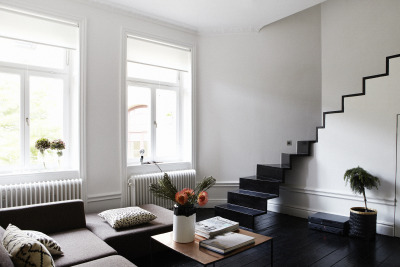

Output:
xmin=0 ymin=169 xmax=80 ymax=185
xmin=127 ymin=161 xmax=192 ymax=176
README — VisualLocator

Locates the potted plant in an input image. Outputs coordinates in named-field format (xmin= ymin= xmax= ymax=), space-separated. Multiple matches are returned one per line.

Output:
xmin=50 ymin=139 xmax=66 ymax=166
xmin=149 ymin=173 xmax=216 ymax=243
xmin=344 ymin=166 xmax=380 ymax=240
xmin=35 ymin=138 xmax=51 ymax=168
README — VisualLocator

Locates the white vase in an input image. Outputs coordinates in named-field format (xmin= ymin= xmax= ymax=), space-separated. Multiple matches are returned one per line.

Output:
xmin=172 ymin=204 xmax=196 ymax=243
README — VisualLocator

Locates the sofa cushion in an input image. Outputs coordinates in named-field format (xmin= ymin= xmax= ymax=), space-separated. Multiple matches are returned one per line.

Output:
xmin=25 ymin=230 xmax=63 ymax=255
xmin=0 ymin=227 xmax=14 ymax=267
xmin=98 ymin=206 xmax=157 ymax=229
xmin=0 ymin=200 xmax=86 ymax=234
xmin=50 ymin=228 xmax=117 ymax=267
xmin=71 ymin=255 xmax=137 ymax=267
xmin=86 ymin=204 xmax=173 ymax=261
xmin=2 ymin=224 xmax=55 ymax=267
xmin=0 ymin=242 xmax=13 ymax=267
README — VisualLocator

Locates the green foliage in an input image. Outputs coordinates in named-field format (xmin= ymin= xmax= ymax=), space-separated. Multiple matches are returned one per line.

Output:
xmin=35 ymin=138 xmax=51 ymax=154
xmin=50 ymin=139 xmax=66 ymax=150
xmin=149 ymin=173 xmax=178 ymax=202
xmin=195 ymin=176 xmax=216 ymax=194
xmin=149 ymin=173 xmax=216 ymax=205
xmin=344 ymin=166 xmax=380 ymax=210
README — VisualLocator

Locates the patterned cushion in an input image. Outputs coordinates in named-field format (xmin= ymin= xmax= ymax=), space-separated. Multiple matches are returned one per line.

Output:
xmin=2 ymin=224 xmax=54 ymax=267
xmin=98 ymin=207 xmax=157 ymax=229
xmin=24 ymin=230 xmax=63 ymax=255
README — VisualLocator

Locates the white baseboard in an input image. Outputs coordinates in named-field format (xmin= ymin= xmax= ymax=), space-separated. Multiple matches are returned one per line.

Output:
xmin=86 ymin=192 xmax=122 ymax=213
xmin=203 ymin=191 xmax=395 ymax=236
xmin=268 ymin=202 xmax=394 ymax=236
xmin=204 ymin=198 xmax=227 ymax=208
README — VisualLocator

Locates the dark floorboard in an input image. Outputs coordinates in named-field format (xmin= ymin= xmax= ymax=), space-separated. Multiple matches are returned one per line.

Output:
xmin=134 ymin=209 xmax=400 ymax=267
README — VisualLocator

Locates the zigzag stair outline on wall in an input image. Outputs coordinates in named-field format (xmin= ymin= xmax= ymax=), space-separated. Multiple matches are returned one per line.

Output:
xmin=214 ymin=54 xmax=400 ymax=229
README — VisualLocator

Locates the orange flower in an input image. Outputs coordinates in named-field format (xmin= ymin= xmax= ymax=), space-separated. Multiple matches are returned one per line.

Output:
xmin=175 ymin=190 xmax=188 ymax=205
xmin=197 ymin=191 xmax=208 ymax=206
xmin=181 ymin=188 xmax=195 ymax=197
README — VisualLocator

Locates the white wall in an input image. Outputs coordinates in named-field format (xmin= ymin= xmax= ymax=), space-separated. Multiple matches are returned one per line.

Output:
xmin=270 ymin=0 xmax=400 ymax=236
xmin=0 ymin=0 xmax=197 ymax=212
xmin=321 ymin=0 xmax=400 ymax=112
xmin=197 ymin=6 xmax=322 ymax=205
xmin=275 ymin=57 xmax=400 ymax=236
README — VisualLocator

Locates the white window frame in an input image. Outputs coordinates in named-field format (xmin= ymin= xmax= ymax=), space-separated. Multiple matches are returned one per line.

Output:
xmin=122 ymin=31 xmax=195 ymax=170
xmin=0 ymin=48 xmax=71 ymax=173
xmin=121 ymin=32 xmax=195 ymax=208
xmin=127 ymin=74 xmax=182 ymax=164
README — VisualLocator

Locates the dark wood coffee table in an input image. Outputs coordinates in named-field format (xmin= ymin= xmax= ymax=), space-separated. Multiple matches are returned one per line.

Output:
xmin=150 ymin=229 xmax=273 ymax=266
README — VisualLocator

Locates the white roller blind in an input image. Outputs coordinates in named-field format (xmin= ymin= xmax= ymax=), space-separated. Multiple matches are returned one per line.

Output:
xmin=0 ymin=8 xmax=78 ymax=50
xmin=127 ymin=37 xmax=191 ymax=72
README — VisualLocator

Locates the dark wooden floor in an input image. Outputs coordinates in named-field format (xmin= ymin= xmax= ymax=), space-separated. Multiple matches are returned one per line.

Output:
xmin=136 ymin=209 xmax=400 ymax=267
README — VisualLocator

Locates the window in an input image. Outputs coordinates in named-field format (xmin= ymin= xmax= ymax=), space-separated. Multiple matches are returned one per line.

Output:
xmin=126 ymin=36 xmax=192 ymax=164
xmin=0 ymin=8 xmax=80 ymax=173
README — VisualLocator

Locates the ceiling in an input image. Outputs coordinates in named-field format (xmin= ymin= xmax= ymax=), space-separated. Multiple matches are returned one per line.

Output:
xmin=88 ymin=0 xmax=326 ymax=34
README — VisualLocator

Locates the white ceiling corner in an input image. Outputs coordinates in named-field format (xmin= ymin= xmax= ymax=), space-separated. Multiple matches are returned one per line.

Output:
xmin=84 ymin=0 xmax=326 ymax=34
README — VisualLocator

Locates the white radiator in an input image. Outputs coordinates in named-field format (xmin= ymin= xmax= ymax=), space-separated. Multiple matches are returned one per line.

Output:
xmin=129 ymin=169 xmax=196 ymax=209
xmin=0 ymin=179 xmax=82 ymax=209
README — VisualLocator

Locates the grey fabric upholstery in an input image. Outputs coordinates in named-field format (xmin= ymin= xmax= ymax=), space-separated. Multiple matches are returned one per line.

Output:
xmin=0 ymin=226 xmax=5 ymax=238
xmin=0 ymin=200 xmax=86 ymax=234
xmin=71 ymin=255 xmax=137 ymax=267
xmin=0 ymin=227 xmax=13 ymax=267
xmin=50 ymin=228 xmax=117 ymax=267
xmin=86 ymin=204 xmax=173 ymax=261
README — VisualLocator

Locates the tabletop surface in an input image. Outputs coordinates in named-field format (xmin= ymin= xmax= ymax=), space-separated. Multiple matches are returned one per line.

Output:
xmin=151 ymin=229 xmax=273 ymax=265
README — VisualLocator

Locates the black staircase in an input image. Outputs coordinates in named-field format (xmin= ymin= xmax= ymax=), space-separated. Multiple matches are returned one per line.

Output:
xmin=214 ymin=54 xmax=400 ymax=229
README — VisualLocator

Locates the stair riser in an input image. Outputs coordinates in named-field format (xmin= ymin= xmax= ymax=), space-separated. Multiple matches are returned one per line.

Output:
xmin=240 ymin=178 xmax=279 ymax=196
xmin=297 ymin=141 xmax=311 ymax=155
xmin=228 ymin=192 xmax=268 ymax=211
xmin=257 ymin=165 xmax=285 ymax=181
xmin=281 ymin=153 xmax=291 ymax=166
xmin=215 ymin=206 xmax=254 ymax=229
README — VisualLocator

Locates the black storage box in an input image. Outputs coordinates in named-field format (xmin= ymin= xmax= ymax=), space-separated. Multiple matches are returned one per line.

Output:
xmin=308 ymin=212 xmax=349 ymax=235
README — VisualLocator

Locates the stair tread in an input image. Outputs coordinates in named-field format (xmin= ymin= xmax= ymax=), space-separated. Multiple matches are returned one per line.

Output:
xmin=300 ymin=140 xmax=317 ymax=143
xmin=232 ymin=189 xmax=278 ymax=199
xmin=241 ymin=175 xmax=280 ymax=183
xmin=215 ymin=203 xmax=266 ymax=216
xmin=282 ymin=153 xmax=309 ymax=156
xmin=258 ymin=164 xmax=291 ymax=169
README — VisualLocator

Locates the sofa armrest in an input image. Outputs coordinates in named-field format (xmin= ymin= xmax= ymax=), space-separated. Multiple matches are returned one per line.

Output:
xmin=0 ymin=200 xmax=86 ymax=234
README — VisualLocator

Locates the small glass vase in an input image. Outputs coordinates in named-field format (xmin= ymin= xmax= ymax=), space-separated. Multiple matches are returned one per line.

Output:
xmin=40 ymin=152 xmax=46 ymax=169
xmin=172 ymin=204 xmax=196 ymax=243
xmin=57 ymin=151 xmax=63 ymax=167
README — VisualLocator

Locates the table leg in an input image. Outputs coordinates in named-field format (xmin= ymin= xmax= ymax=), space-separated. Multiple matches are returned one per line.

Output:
xmin=270 ymin=238 xmax=273 ymax=267
xmin=150 ymin=238 xmax=153 ymax=267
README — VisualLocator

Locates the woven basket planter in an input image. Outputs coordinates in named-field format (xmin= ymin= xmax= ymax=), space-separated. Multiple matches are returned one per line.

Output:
xmin=349 ymin=207 xmax=377 ymax=240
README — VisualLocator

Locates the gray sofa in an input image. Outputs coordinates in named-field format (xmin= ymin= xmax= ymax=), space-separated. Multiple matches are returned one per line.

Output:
xmin=0 ymin=200 xmax=173 ymax=266
xmin=86 ymin=204 xmax=173 ymax=262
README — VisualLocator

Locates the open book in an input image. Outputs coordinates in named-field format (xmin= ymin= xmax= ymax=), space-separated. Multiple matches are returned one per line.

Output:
xmin=199 ymin=232 xmax=255 ymax=254
xmin=195 ymin=216 xmax=239 ymax=239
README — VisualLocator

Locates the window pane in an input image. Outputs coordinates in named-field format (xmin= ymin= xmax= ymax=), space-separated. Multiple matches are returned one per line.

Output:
xmin=156 ymin=89 xmax=177 ymax=158
xmin=0 ymin=72 xmax=21 ymax=169
xmin=127 ymin=62 xmax=178 ymax=84
xmin=0 ymin=37 xmax=65 ymax=69
xmin=127 ymin=86 xmax=151 ymax=161
xmin=29 ymin=76 xmax=64 ymax=166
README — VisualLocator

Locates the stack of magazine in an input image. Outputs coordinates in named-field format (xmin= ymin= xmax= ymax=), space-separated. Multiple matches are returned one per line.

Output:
xmin=195 ymin=216 xmax=239 ymax=239
xmin=199 ymin=232 xmax=255 ymax=255
xmin=195 ymin=217 xmax=254 ymax=254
